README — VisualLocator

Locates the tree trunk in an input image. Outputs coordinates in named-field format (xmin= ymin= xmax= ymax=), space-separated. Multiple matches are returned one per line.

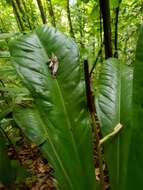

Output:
xmin=15 ymin=0 xmax=25 ymax=15
xmin=15 ymin=0 xmax=30 ymax=29
xmin=99 ymin=0 xmax=113 ymax=58
xmin=114 ymin=0 xmax=122 ymax=58
xmin=0 ymin=18 xmax=6 ymax=32
xmin=66 ymin=0 xmax=75 ymax=39
xmin=36 ymin=0 xmax=47 ymax=24
xmin=11 ymin=0 xmax=25 ymax=31
xmin=21 ymin=0 xmax=33 ymax=29
xmin=76 ymin=3 xmax=84 ymax=47
xmin=46 ymin=0 xmax=56 ymax=27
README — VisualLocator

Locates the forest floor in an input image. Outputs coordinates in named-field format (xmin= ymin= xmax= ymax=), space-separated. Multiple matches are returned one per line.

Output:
xmin=0 ymin=137 xmax=55 ymax=190
xmin=0 ymin=134 xmax=109 ymax=190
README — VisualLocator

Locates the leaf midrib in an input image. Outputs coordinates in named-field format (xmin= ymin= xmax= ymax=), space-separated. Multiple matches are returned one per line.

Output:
xmin=35 ymin=32 xmax=84 ymax=189
xmin=38 ymin=112 xmax=75 ymax=190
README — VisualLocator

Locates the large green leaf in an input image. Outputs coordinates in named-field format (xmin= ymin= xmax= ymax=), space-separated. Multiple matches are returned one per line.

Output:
xmin=0 ymin=33 xmax=19 ymax=40
xmin=127 ymin=25 xmax=143 ymax=189
xmin=0 ymin=51 xmax=10 ymax=58
xmin=10 ymin=26 xmax=96 ymax=190
xmin=96 ymin=58 xmax=133 ymax=190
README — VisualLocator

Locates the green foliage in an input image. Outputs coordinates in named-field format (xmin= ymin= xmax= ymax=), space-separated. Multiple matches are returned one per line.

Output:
xmin=0 ymin=130 xmax=29 ymax=187
xmin=0 ymin=32 xmax=19 ymax=40
xmin=81 ymin=0 xmax=90 ymax=3
xmin=10 ymin=26 xmax=96 ymax=190
xmin=127 ymin=25 xmax=143 ymax=190
xmin=0 ymin=0 xmax=142 ymax=63
xmin=110 ymin=0 xmax=122 ymax=9
xmin=0 ymin=130 xmax=14 ymax=186
xmin=1 ymin=0 xmax=143 ymax=189
xmin=95 ymin=25 xmax=143 ymax=189
xmin=95 ymin=58 xmax=133 ymax=190
xmin=96 ymin=58 xmax=133 ymax=135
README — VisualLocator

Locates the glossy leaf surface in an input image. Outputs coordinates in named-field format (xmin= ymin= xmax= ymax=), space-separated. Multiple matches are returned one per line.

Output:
xmin=10 ymin=26 xmax=96 ymax=190
xmin=96 ymin=58 xmax=133 ymax=190
xmin=127 ymin=25 xmax=143 ymax=189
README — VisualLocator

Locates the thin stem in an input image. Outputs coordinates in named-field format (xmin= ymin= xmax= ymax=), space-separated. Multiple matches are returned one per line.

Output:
xmin=84 ymin=60 xmax=105 ymax=189
xmin=89 ymin=42 xmax=103 ymax=77
xmin=84 ymin=60 xmax=95 ymax=113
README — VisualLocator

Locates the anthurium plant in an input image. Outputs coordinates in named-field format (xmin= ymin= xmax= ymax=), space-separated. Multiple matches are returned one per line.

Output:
xmin=9 ymin=25 xmax=143 ymax=190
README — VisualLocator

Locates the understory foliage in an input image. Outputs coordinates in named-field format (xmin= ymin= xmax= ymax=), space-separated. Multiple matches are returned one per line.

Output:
xmin=1 ymin=0 xmax=143 ymax=190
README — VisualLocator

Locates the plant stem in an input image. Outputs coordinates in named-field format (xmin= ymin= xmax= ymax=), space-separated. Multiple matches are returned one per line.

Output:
xmin=91 ymin=113 xmax=105 ymax=190
xmin=89 ymin=42 xmax=103 ymax=77
xmin=84 ymin=59 xmax=105 ymax=189
xmin=84 ymin=60 xmax=95 ymax=113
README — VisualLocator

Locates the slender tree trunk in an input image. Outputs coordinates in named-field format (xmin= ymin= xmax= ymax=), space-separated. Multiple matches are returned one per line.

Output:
xmin=46 ymin=0 xmax=56 ymax=27
xmin=114 ymin=0 xmax=122 ymax=58
xmin=76 ymin=3 xmax=84 ymax=47
xmin=36 ymin=0 xmax=47 ymax=24
xmin=79 ymin=14 xmax=84 ymax=47
xmin=84 ymin=60 xmax=95 ymax=113
xmin=28 ymin=0 xmax=38 ymax=29
xmin=21 ymin=0 xmax=33 ymax=29
xmin=66 ymin=0 xmax=75 ymax=39
xmin=15 ymin=0 xmax=29 ymax=29
xmin=99 ymin=0 xmax=113 ymax=58
xmin=11 ymin=0 xmax=25 ymax=31
xmin=84 ymin=60 xmax=105 ymax=190
xmin=15 ymin=0 xmax=25 ymax=15
xmin=114 ymin=7 xmax=119 ymax=58
xmin=0 ymin=18 xmax=6 ymax=32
